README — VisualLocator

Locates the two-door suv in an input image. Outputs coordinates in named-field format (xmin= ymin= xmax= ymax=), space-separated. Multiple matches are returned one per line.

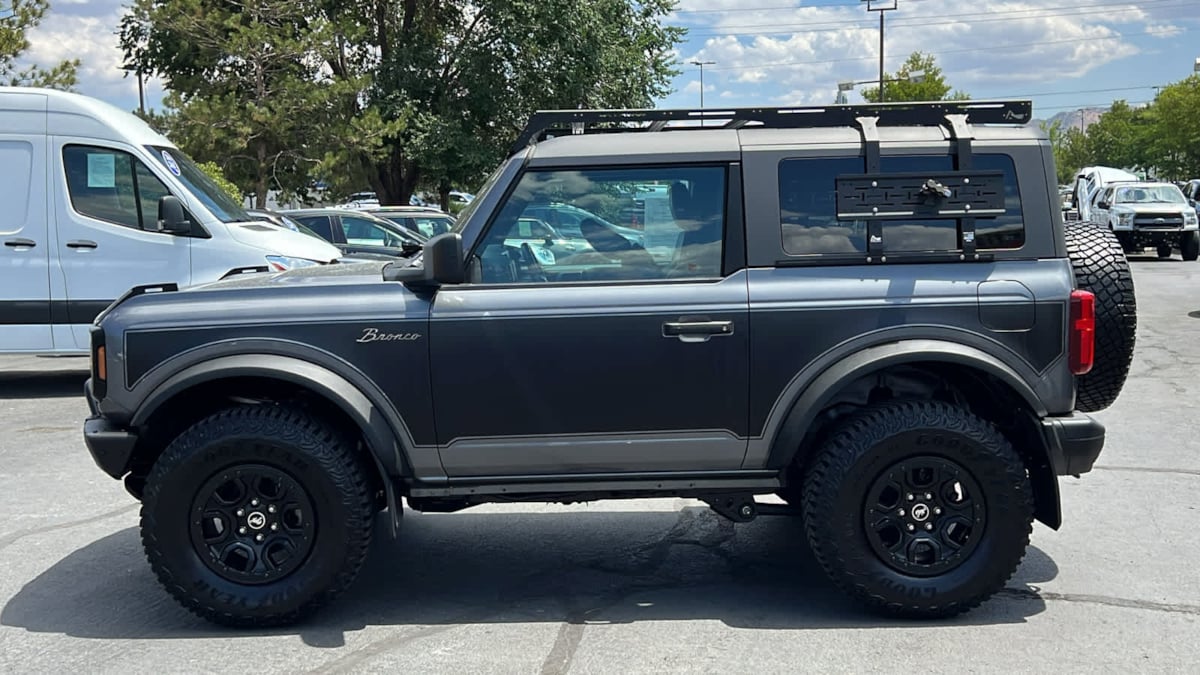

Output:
xmin=83 ymin=101 xmax=1137 ymax=626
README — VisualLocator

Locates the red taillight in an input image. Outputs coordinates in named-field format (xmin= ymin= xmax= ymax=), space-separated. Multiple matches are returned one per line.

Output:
xmin=1069 ymin=289 xmax=1095 ymax=375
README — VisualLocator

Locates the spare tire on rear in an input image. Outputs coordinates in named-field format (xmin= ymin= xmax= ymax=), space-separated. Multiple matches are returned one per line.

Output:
xmin=1063 ymin=221 xmax=1137 ymax=412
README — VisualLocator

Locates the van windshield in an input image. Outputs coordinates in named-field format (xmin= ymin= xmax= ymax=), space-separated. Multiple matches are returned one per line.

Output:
xmin=147 ymin=146 xmax=251 ymax=223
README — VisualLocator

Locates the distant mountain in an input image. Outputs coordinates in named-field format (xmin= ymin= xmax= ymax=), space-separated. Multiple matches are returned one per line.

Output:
xmin=1031 ymin=107 xmax=1107 ymax=132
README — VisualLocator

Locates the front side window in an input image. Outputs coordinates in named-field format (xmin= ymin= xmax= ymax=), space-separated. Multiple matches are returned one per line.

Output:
xmin=148 ymin=145 xmax=249 ymax=223
xmin=471 ymin=166 xmax=727 ymax=284
xmin=779 ymin=153 xmax=1026 ymax=255
xmin=63 ymin=145 xmax=172 ymax=230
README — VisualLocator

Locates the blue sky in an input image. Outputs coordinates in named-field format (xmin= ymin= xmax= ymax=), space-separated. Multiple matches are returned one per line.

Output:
xmin=20 ymin=0 xmax=1200 ymax=121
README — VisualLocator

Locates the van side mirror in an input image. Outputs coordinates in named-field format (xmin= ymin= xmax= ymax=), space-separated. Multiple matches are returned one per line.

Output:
xmin=382 ymin=232 xmax=464 ymax=288
xmin=157 ymin=195 xmax=192 ymax=234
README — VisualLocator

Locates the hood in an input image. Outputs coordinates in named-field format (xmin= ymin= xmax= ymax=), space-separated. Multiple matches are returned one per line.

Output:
xmin=196 ymin=259 xmax=391 ymax=291
xmin=224 ymin=219 xmax=342 ymax=263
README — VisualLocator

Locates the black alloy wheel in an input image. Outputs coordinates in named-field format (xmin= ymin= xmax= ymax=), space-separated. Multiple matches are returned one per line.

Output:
xmin=802 ymin=400 xmax=1033 ymax=618
xmin=190 ymin=465 xmax=316 ymax=585
xmin=862 ymin=456 xmax=986 ymax=577
xmin=141 ymin=405 xmax=374 ymax=627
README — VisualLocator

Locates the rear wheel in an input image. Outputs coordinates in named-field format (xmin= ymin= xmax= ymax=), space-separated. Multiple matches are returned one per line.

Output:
xmin=802 ymin=401 xmax=1033 ymax=618
xmin=141 ymin=405 xmax=374 ymax=627
xmin=1157 ymin=244 xmax=1173 ymax=259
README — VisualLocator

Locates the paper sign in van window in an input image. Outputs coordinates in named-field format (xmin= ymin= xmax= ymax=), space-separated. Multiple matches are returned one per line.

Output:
xmin=87 ymin=153 xmax=116 ymax=188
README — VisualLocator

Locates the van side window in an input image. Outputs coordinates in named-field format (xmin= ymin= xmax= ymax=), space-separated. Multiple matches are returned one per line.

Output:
xmin=63 ymin=146 xmax=173 ymax=231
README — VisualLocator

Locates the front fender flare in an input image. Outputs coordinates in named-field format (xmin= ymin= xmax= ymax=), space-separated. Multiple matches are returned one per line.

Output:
xmin=131 ymin=353 xmax=413 ymax=480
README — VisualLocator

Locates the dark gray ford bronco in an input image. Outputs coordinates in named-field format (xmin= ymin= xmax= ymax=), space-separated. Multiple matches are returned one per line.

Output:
xmin=83 ymin=100 xmax=1137 ymax=626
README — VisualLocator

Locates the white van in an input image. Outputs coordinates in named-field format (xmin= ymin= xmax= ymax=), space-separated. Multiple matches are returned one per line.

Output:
xmin=1072 ymin=166 xmax=1140 ymax=222
xmin=0 ymin=87 xmax=341 ymax=355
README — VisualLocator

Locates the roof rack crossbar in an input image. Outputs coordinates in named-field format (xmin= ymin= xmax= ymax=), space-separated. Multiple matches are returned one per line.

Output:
xmin=510 ymin=100 xmax=1032 ymax=154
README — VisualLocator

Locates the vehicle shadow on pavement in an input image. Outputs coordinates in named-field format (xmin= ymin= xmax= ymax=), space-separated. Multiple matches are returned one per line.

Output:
xmin=1 ymin=507 xmax=1054 ymax=646
xmin=0 ymin=371 xmax=89 ymax=400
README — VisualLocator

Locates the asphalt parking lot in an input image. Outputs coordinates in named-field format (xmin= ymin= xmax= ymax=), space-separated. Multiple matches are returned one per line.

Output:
xmin=1 ymin=256 xmax=1198 ymax=673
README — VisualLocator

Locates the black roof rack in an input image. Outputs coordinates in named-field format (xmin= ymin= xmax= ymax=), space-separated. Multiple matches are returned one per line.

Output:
xmin=510 ymin=100 xmax=1032 ymax=154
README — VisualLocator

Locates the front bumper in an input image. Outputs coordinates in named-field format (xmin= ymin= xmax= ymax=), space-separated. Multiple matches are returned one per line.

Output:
xmin=1114 ymin=229 xmax=1191 ymax=247
xmin=1042 ymin=412 xmax=1105 ymax=476
xmin=83 ymin=379 xmax=137 ymax=479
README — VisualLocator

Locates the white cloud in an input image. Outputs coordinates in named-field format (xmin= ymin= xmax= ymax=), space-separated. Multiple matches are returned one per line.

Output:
xmin=18 ymin=0 xmax=162 ymax=111
xmin=667 ymin=0 xmax=1189 ymax=107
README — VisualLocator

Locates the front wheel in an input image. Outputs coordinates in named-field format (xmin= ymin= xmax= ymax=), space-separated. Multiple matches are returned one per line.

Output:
xmin=141 ymin=405 xmax=375 ymax=627
xmin=802 ymin=401 xmax=1033 ymax=618
xmin=1181 ymin=232 xmax=1200 ymax=262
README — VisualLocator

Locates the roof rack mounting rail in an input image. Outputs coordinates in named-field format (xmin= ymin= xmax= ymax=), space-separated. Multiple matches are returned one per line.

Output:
xmin=511 ymin=100 xmax=1033 ymax=154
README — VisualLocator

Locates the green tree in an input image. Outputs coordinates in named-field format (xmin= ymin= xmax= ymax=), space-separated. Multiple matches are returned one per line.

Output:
xmin=121 ymin=0 xmax=684 ymax=207
xmin=197 ymin=161 xmax=242 ymax=203
xmin=1084 ymin=100 xmax=1154 ymax=173
xmin=119 ymin=0 xmax=357 ymax=207
xmin=861 ymin=52 xmax=967 ymax=103
xmin=1145 ymin=75 xmax=1200 ymax=180
xmin=1 ymin=0 xmax=78 ymax=88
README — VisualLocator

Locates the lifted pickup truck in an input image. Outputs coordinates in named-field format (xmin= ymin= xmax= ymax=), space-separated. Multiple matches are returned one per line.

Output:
xmin=83 ymin=100 xmax=1136 ymax=626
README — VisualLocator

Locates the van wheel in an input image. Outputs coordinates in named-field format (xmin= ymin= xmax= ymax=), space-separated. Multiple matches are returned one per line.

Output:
xmin=802 ymin=401 xmax=1033 ymax=618
xmin=1064 ymin=221 xmax=1137 ymax=412
xmin=141 ymin=405 xmax=374 ymax=627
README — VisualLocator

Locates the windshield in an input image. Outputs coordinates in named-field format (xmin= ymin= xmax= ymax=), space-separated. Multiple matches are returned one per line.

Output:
xmin=1114 ymin=185 xmax=1187 ymax=204
xmin=452 ymin=163 xmax=509 ymax=233
xmin=148 ymin=145 xmax=251 ymax=223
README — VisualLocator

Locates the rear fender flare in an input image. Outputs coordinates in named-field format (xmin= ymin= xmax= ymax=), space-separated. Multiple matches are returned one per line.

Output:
xmin=763 ymin=340 xmax=1061 ymax=527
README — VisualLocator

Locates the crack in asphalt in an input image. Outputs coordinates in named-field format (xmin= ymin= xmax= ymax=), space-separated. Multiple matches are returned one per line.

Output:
xmin=1091 ymin=465 xmax=1200 ymax=478
xmin=538 ymin=507 xmax=737 ymax=675
xmin=0 ymin=504 xmax=138 ymax=555
xmin=998 ymin=588 xmax=1200 ymax=616
xmin=306 ymin=623 xmax=468 ymax=674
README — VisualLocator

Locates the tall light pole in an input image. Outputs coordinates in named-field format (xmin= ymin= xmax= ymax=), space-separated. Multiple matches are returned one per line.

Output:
xmin=836 ymin=70 xmax=924 ymax=104
xmin=862 ymin=0 xmax=898 ymax=102
xmin=690 ymin=60 xmax=715 ymax=109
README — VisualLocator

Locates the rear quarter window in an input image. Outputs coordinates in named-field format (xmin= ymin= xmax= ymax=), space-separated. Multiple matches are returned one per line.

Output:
xmin=779 ymin=153 xmax=1025 ymax=255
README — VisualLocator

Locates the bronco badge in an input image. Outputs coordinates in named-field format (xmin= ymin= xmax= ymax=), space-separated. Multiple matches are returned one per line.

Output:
xmin=357 ymin=327 xmax=422 ymax=343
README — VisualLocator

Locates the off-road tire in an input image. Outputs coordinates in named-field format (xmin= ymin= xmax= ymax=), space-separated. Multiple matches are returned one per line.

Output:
xmin=1182 ymin=231 xmax=1200 ymax=262
xmin=141 ymin=405 xmax=374 ymax=627
xmin=1064 ymin=221 xmax=1137 ymax=412
xmin=1157 ymin=244 xmax=1173 ymax=259
xmin=802 ymin=401 xmax=1033 ymax=619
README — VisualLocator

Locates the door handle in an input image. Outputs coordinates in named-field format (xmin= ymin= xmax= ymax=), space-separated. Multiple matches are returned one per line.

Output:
xmin=66 ymin=240 xmax=98 ymax=249
xmin=4 ymin=238 xmax=36 ymax=248
xmin=662 ymin=320 xmax=734 ymax=338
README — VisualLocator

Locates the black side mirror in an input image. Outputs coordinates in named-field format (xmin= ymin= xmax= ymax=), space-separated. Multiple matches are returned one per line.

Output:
xmin=383 ymin=233 xmax=464 ymax=288
xmin=157 ymin=195 xmax=191 ymax=234
xmin=1097 ymin=201 xmax=1109 ymax=210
